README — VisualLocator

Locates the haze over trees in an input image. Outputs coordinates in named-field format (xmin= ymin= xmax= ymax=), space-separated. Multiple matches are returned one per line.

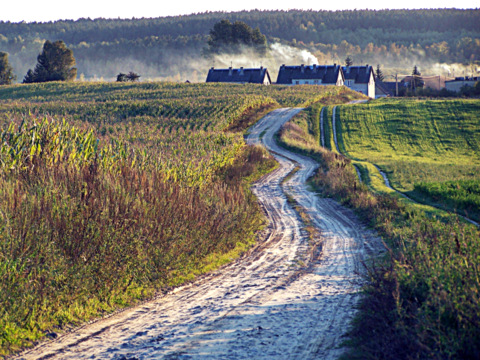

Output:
xmin=0 ymin=9 xmax=478 ymax=80
xmin=23 ymin=40 xmax=76 ymax=83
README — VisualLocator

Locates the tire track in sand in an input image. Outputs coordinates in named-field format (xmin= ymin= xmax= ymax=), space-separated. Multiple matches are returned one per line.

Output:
xmin=16 ymin=108 xmax=382 ymax=360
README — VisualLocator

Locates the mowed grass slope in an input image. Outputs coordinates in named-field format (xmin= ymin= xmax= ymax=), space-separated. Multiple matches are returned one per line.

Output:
xmin=336 ymin=98 xmax=480 ymax=220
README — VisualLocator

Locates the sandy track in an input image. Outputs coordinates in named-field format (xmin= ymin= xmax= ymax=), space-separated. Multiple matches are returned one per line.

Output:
xmin=16 ymin=108 xmax=381 ymax=360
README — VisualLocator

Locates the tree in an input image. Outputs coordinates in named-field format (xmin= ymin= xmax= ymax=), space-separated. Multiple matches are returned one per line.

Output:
xmin=23 ymin=69 xmax=35 ymax=84
xmin=206 ymin=20 xmax=268 ymax=55
xmin=116 ymin=72 xmax=140 ymax=82
xmin=0 ymin=52 xmax=16 ymax=85
xmin=23 ymin=40 xmax=77 ymax=83
xmin=126 ymin=71 xmax=140 ymax=82
xmin=116 ymin=73 xmax=127 ymax=82
xmin=375 ymin=64 xmax=385 ymax=82
xmin=411 ymin=65 xmax=424 ymax=92
xmin=345 ymin=55 xmax=353 ymax=67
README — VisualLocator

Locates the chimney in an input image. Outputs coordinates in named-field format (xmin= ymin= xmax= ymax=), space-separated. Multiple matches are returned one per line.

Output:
xmin=228 ymin=67 xmax=233 ymax=76
xmin=312 ymin=64 xmax=317 ymax=73
xmin=240 ymin=67 xmax=244 ymax=76
xmin=301 ymin=64 xmax=305 ymax=73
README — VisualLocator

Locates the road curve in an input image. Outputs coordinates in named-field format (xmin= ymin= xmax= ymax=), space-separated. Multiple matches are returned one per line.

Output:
xmin=16 ymin=108 xmax=381 ymax=360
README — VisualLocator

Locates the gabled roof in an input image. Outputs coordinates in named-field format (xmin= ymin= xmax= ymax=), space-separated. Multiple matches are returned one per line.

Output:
xmin=276 ymin=64 xmax=344 ymax=84
xmin=206 ymin=67 xmax=271 ymax=84
xmin=342 ymin=65 xmax=374 ymax=84
xmin=376 ymin=81 xmax=396 ymax=96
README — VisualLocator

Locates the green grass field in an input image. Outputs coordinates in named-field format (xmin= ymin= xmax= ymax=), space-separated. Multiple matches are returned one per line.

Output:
xmin=334 ymin=98 xmax=480 ymax=221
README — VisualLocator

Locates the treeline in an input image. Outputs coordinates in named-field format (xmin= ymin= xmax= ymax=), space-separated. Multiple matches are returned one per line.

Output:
xmin=1 ymin=10 xmax=478 ymax=45
xmin=0 ymin=9 xmax=479 ymax=80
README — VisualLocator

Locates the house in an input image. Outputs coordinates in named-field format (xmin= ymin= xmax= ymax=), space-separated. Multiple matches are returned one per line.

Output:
xmin=342 ymin=65 xmax=375 ymax=98
xmin=276 ymin=64 xmax=344 ymax=86
xmin=375 ymin=81 xmax=397 ymax=98
xmin=206 ymin=67 xmax=272 ymax=85
xmin=445 ymin=76 xmax=479 ymax=92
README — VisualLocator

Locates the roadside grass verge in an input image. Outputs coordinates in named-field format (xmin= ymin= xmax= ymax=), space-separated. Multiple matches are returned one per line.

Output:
xmin=278 ymin=104 xmax=480 ymax=360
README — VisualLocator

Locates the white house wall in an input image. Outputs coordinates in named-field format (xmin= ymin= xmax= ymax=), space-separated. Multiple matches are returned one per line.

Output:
xmin=344 ymin=74 xmax=375 ymax=98
xmin=445 ymin=80 xmax=477 ymax=92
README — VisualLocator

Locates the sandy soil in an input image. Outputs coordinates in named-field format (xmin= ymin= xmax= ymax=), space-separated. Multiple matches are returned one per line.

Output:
xmin=16 ymin=108 xmax=382 ymax=360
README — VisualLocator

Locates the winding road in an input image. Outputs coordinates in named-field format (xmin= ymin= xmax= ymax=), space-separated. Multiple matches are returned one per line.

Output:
xmin=16 ymin=108 xmax=381 ymax=360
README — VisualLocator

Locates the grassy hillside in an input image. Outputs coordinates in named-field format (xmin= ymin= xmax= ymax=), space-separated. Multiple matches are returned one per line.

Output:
xmin=278 ymin=103 xmax=480 ymax=360
xmin=335 ymin=98 xmax=480 ymax=221
xmin=0 ymin=82 xmax=363 ymax=356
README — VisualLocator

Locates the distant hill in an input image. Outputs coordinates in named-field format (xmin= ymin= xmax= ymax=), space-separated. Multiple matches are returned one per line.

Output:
xmin=0 ymin=9 xmax=479 ymax=81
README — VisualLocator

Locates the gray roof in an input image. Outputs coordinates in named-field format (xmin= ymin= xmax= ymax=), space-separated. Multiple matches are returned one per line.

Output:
xmin=206 ymin=67 xmax=271 ymax=84
xmin=342 ymin=65 xmax=374 ymax=84
xmin=375 ymin=80 xmax=400 ymax=96
xmin=445 ymin=76 xmax=479 ymax=83
xmin=276 ymin=64 xmax=343 ymax=84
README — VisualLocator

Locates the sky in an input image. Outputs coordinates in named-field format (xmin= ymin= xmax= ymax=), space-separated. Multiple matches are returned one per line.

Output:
xmin=2 ymin=0 xmax=479 ymax=22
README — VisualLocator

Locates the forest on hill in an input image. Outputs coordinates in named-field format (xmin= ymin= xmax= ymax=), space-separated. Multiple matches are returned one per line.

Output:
xmin=0 ymin=9 xmax=479 ymax=82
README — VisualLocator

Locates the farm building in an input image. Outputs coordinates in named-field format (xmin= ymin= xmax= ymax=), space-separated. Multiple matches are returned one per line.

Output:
xmin=342 ymin=65 xmax=375 ymax=98
xmin=206 ymin=67 xmax=272 ymax=85
xmin=276 ymin=64 xmax=344 ymax=86
xmin=375 ymin=81 xmax=397 ymax=98
xmin=445 ymin=76 xmax=479 ymax=92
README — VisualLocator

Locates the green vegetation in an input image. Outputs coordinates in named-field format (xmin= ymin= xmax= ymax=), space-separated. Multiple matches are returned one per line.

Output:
xmin=0 ymin=81 xmax=349 ymax=356
xmin=279 ymin=102 xmax=480 ymax=359
xmin=0 ymin=52 xmax=16 ymax=85
xmin=23 ymin=40 xmax=77 ymax=83
xmin=333 ymin=98 xmax=480 ymax=221
xmin=206 ymin=19 xmax=267 ymax=55
xmin=414 ymin=179 xmax=480 ymax=221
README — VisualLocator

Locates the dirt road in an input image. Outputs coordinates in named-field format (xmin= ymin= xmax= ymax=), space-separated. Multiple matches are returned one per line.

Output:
xmin=17 ymin=108 xmax=381 ymax=360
